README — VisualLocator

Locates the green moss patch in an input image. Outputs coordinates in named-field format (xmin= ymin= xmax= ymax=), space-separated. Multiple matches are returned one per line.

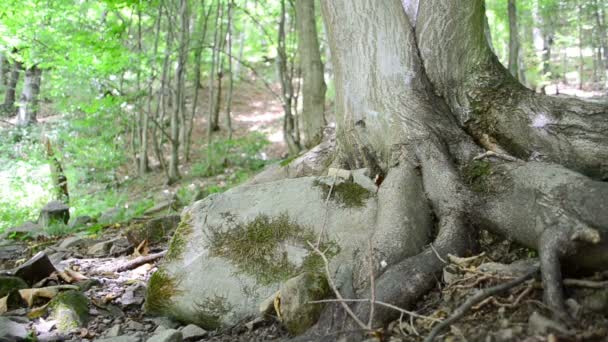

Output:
xmin=144 ymin=269 xmax=182 ymax=315
xmin=208 ymin=213 xmax=338 ymax=286
xmin=463 ymin=160 xmax=494 ymax=193
xmin=313 ymin=180 xmax=371 ymax=208
xmin=49 ymin=290 xmax=89 ymax=333
xmin=165 ymin=214 xmax=193 ymax=261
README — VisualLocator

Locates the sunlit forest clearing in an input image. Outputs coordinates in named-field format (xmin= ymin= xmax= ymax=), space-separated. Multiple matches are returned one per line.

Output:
xmin=0 ymin=0 xmax=607 ymax=341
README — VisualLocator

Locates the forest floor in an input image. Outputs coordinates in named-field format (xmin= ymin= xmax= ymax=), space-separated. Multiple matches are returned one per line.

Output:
xmin=0 ymin=82 xmax=607 ymax=341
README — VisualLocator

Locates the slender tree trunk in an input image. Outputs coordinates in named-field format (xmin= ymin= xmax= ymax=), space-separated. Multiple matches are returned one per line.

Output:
xmin=169 ymin=0 xmax=190 ymax=184
xmin=225 ymin=0 xmax=234 ymax=140
xmin=578 ymin=0 xmax=584 ymax=90
xmin=137 ymin=5 xmax=150 ymax=175
xmin=211 ymin=1 xmax=226 ymax=132
xmin=508 ymin=0 xmax=521 ymax=80
xmin=146 ymin=4 xmax=163 ymax=172
xmin=4 ymin=60 xmax=21 ymax=111
xmin=296 ymin=0 xmax=327 ymax=148
xmin=186 ymin=0 xmax=212 ymax=161
xmin=16 ymin=65 xmax=41 ymax=126
xmin=278 ymin=0 xmax=301 ymax=155
xmin=207 ymin=0 xmax=221 ymax=142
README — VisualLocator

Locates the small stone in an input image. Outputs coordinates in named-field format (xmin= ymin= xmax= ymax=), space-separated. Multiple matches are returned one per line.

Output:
xmin=38 ymin=201 xmax=70 ymax=228
xmin=106 ymin=324 xmax=122 ymax=337
xmin=125 ymin=319 xmax=145 ymax=331
xmin=0 ymin=316 xmax=28 ymax=341
xmin=59 ymin=236 xmax=90 ymax=250
xmin=528 ymin=311 xmax=571 ymax=336
xmin=565 ymin=298 xmax=582 ymax=319
xmin=119 ymin=283 xmax=145 ymax=307
xmin=147 ymin=316 xmax=180 ymax=330
xmin=87 ymin=237 xmax=124 ymax=257
xmin=14 ymin=251 xmax=57 ymax=285
xmin=180 ymin=324 xmax=207 ymax=340
xmin=495 ymin=328 xmax=514 ymax=341
xmin=0 ymin=221 xmax=42 ymax=240
xmin=0 ymin=275 xmax=28 ymax=297
xmin=94 ymin=335 xmax=141 ymax=342
xmin=147 ymin=329 xmax=183 ymax=342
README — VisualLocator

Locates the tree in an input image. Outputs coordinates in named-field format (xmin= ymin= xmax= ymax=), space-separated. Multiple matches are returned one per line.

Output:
xmin=508 ymin=0 xmax=521 ymax=80
xmin=295 ymin=0 xmax=326 ymax=148
xmin=16 ymin=64 xmax=41 ymax=126
xmin=281 ymin=0 xmax=607 ymax=338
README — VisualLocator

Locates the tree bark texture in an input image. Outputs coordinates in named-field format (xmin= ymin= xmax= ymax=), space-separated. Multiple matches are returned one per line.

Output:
xmin=296 ymin=0 xmax=327 ymax=148
xmin=4 ymin=60 xmax=22 ymax=111
xmin=282 ymin=0 xmax=608 ymax=339
xmin=16 ymin=65 xmax=42 ymax=127
xmin=507 ymin=0 xmax=521 ymax=81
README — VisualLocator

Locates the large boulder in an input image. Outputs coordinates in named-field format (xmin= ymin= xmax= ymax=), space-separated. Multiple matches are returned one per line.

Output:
xmin=145 ymin=172 xmax=426 ymax=330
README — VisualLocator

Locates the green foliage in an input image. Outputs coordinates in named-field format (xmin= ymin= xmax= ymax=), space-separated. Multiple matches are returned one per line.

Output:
xmin=192 ymin=133 xmax=270 ymax=178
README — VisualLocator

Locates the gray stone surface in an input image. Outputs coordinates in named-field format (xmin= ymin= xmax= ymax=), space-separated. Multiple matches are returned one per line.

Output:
xmin=153 ymin=175 xmax=383 ymax=329
xmin=0 ymin=316 xmax=28 ymax=341
xmin=38 ymin=201 xmax=70 ymax=228
xmin=0 ymin=221 xmax=42 ymax=240
xmin=180 ymin=324 xmax=207 ymax=340
xmin=14 ymin=252 xmax=56 ymax=285
xmin=147 ymin=329 xmax=182 ymax=342
xmin=94 ymin=335 xmax=141 ymax=342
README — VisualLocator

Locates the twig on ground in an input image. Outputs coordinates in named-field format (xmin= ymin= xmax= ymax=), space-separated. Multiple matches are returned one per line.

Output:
xmin=309 ymin=298 xmax=440 ymax=323
xmin=316 ymin=174 xmax=337 ymax=247
xmin=473 ymin=150 xmax=519 ymax=162
xmin=110 ymin=251 xmax=167 ymax=273
xmin=307 ymin=242 xmax=367 ymax=330
xmin=425 ymin=266 xmax=539 ymax=342
xmin=563 ymin=278 xmax=608 ymax=289
xmin=367 ymin=240 xmax=375 ymax=329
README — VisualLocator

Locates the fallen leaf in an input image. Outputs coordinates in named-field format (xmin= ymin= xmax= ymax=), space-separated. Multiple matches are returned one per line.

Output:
xmin=19 ymin=285 xmax=79 ymax=307
xmin=134 ymin=239 xmax=149 ymax=257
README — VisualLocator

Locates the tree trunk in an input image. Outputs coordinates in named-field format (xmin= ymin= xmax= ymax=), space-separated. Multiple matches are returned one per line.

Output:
xmin=578 ymin=0 xmax=584 ymax=90
xmin=296 ymin=0 xmax=327 ymax=148
xmin=225 ymin=0 xmax=234 ymax=140
xmin=508 ymin=0 xmax=521 ymax=80
xmin=278 ymin=0 xmax=301 ymax=155
xmin=169 ymin=0 xmax=190 ymax=184
xmin=16 ymin=65 xmax=41 ymax=127
xmin=4 ymin=60 xmax=22 ymax=112
xmin=286 ymin=0 xmax=608 ymax=339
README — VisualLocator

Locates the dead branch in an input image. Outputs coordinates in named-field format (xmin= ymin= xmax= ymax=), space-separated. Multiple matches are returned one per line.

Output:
xmin=307 ymin=242 xmax=368 ymax=330
xmin=563 ymin=278 xmax=608 ymax=289
xmin=110 ymin=251 xmax=167 ymax=273
xmin=309 ymin=298 xmax=440 ymax=323
xmin=425 ymin=266 xmax=539 ymax=342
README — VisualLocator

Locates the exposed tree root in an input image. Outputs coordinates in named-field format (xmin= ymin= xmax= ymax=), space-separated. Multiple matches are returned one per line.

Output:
xmin=425 ymin=266 xmax=538 ymax=342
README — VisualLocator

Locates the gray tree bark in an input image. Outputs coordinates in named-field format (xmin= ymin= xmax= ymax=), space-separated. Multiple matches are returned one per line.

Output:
xmin=282 ymin=0 xmax=608 ymax=339
xmin=296 ymin=0 xmax=327 ymax=148
xmin=4 ymin=60 xmax=22 ymax=112
xmin=508 ymin=0 xmax=521 ymax=80
xmin=16 ymin=65 xmax=41 ymax=127
xmin=169 ymin=0 xmax=190 ymax=184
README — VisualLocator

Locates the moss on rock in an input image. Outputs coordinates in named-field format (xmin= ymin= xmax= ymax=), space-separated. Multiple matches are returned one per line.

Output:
xmin=144 ymin=269 xmax=181 ymax=315
xmin=48 ymin=290 xmax=89 ymax=333
xmin=165 ymin=213 xmax=193 ymax=262
xmin=0 ymin=276 xmax=28 ymax=298
xmin=463 ymin=160 xmax=494 ymax=193
xmin=208 ymin=213 xmax=337 ymax=285
xmin=313 ymin=180 xmax=371 ymax=208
